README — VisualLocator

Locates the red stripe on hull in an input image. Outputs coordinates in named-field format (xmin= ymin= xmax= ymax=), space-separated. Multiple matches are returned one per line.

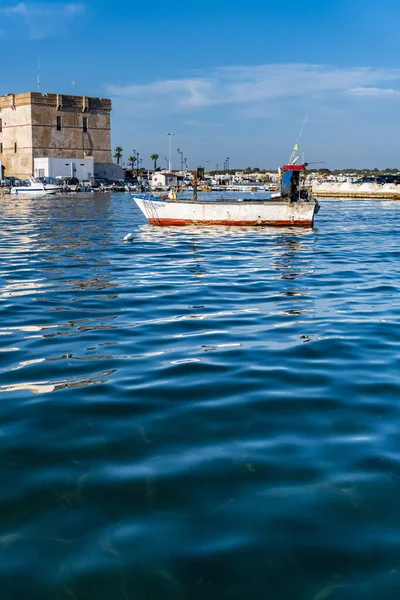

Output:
xmin=148 ymin=218 xmax=313 ymax=227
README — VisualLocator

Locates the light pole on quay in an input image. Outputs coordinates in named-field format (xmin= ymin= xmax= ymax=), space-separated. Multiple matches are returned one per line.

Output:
xmin=177 ymin=148 xmax=184 ymax=171
xmin=167 ymin=132 xmax=175 ymax=171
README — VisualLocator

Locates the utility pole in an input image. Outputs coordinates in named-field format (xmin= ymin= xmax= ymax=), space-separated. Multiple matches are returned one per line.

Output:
xmin=177 ymin=148 xmax=183 ymax=171
xmin=167 ymin=132 xmax=174 ymax=171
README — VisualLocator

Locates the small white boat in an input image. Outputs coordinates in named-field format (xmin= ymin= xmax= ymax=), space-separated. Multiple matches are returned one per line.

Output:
xmin=228 ymin=184 xmax=265 ymax=192
xmin=133 ymin=164 xmax=319 ymax=227
xmin=11 ymin=177 xmax=60 ymax=196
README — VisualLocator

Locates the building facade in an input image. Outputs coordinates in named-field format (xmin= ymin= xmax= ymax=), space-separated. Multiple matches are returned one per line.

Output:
xmin=34 ymin=157 xmax=95 ymax=181
xmin=0 ymin=92 xmax=112 ymax=179
xmin=151 ymin=172 xmax=178 ymax=188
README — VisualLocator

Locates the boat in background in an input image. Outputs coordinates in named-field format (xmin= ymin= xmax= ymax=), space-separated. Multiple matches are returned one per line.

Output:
xmin=133 ymin=163 xmax=320 ymax=227
xmin=10 ymin=177 xmax=61 ymax=196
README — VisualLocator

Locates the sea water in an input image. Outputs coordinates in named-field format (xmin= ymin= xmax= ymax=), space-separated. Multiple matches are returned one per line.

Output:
xmin=1 ymin=193 xmax=400 ymax=599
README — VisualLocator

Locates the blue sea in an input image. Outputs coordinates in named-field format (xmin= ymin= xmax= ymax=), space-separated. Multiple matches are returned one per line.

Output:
xmin=1 ymin=192 xmax=400 ymax=599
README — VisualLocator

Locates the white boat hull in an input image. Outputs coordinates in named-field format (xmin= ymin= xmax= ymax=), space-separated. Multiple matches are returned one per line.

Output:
xmin=10 ymin=187 xmax=58 ymax=196
xmin=133 ymin=197 xmax=319 ymax=227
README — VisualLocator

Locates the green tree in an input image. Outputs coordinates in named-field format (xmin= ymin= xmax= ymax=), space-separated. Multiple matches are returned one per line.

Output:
xmin=150 ymin=154 xmax=159 ymax=170
xmin=114 ymin=146 xmax=123 ymax=165
xmin=128 ymin=155 xmax=136 ymax=173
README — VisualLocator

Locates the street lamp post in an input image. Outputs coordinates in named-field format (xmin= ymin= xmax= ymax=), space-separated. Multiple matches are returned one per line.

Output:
xmin=177 ymin=148 xmax=183 ymax=171
xmin=184 ymin=157 xmax=187 ymax=170
xmin=167 ymin=132 xmax=175 ymax=171
xmin=165 ymin=156 xmax=169 ymax=169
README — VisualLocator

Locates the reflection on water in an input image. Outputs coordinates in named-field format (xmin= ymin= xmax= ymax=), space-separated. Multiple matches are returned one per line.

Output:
xmin=1 ymin=194 xmax=400 ymax=599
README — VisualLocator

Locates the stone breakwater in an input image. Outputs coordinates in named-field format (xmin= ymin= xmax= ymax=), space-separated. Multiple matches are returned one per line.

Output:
xmin=312 ymin=181 xmax=400 ymax=199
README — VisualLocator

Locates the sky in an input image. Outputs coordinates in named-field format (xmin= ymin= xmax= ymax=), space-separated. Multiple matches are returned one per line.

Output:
xmin=2 ymin=0 xmax=400 ymax=170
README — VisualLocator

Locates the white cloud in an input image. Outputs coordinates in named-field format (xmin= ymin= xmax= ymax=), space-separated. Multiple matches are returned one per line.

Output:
xmin=107 ymin=63 xmax=400 ymax=115
xmin=0 ymin=2 xmax=85 ymax=39
xmin=347 ymin=86 xmax=400 ymax=97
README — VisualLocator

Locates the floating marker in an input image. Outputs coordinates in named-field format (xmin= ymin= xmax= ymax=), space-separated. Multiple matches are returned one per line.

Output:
xmin=123 ymin=233 xmax=134 ymax=242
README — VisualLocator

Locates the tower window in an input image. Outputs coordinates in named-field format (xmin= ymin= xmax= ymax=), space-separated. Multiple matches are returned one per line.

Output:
xmin=83 ymin=117 xmax=88 ymax=132
xmin=0 ymin=119 xmax=2 ymax=133
xmin=0 ymin=143 xmax=2 ymax=154
xmin=56 ymin=116 xmax=62 ymax=131
xmin=14 ymin=142 xmax=17 ymax=153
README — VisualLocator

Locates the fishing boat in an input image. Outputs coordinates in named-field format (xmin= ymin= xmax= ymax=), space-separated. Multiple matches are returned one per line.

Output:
xmin=10 ymin=177 xmax=61 ymax=196
xmin=133 ymin=163 xmax=319 ymax=227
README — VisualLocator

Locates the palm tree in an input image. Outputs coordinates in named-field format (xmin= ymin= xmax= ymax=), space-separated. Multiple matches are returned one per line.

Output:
xmin=128 ymin=155 xmax=136 ymax=174
xmin=114 ymin=146 xmax=123 ymax=165
xmin=150 ymin=154 xmax=159 ymax=170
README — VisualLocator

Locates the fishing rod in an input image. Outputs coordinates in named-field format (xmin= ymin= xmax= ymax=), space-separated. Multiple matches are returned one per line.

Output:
xmin=303 ymin=161 xmax=326 ymax=168
xmin=288 ymin=116 xmax=308 ymax=165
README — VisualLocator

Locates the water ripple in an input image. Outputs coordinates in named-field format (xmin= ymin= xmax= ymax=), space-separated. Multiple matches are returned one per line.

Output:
xmin=1 ymin=194 xmax=400 ymax=598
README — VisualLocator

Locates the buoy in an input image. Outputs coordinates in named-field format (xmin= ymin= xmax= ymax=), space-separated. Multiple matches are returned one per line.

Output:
xmin=123 ymin=233 xmax=134 ymax=242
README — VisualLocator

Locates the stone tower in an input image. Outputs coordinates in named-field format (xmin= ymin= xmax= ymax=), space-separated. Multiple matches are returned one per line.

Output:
xmin=0 ymin=92 xmax=112 ymax=179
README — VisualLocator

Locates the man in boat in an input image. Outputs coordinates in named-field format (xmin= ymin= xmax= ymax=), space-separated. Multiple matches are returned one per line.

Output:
xmin=281 ymin=164 xmax=309 ymax=202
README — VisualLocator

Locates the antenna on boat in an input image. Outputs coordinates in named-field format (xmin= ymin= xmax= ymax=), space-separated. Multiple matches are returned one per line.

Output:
xmin=37 ymin=58 xmax=41 ymax=92
xmin=288 ymin=116 xmax=308 ymax=165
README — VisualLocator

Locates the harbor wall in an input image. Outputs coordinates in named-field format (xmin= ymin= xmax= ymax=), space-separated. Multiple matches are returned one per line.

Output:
xmin=312 ymin=181 xmax=400 ymax=199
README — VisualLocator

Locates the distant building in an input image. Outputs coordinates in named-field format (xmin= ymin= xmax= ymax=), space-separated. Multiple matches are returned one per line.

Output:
xmin=0 ymin=92 xmax=112 ymax=179
xmin=34 ymin=157 xmax=95 ymax=181
xmin=151 ymin=172 xmax=179 ymax=188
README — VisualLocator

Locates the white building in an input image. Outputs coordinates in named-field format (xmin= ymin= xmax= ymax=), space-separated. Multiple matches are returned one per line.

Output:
xmin=34 ymin=157 xmax=94 ymax=180
xmin=33 ymin=157 xmax=125 ymax=181
xmin=151 ymin=172 xmax=178 ymax=188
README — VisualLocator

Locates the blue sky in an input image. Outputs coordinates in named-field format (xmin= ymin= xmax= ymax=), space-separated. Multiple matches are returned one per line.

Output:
xmin=2 ymin=0 xmax=400 ymax=169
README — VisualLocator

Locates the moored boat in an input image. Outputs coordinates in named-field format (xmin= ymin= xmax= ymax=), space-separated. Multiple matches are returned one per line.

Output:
xmin=133 ymin=163 xmax=319 ymax=227
xmin=10 ymin=177 xmax=60 ymax=196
